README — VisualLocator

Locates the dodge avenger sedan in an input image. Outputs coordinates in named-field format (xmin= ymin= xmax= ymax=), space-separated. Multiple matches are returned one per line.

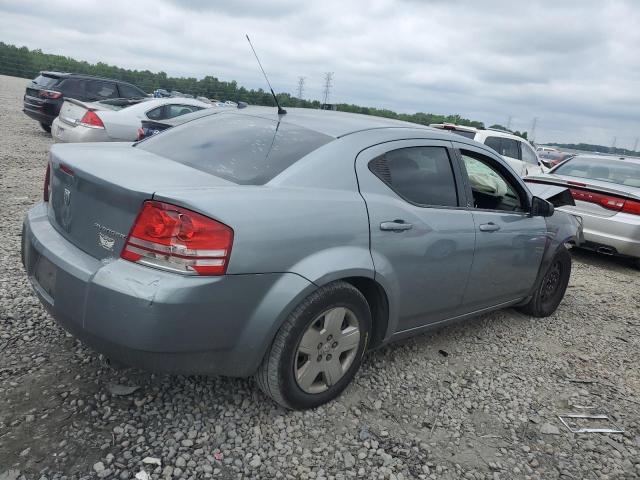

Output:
xmin=22 ymin=108 xmax=582 ymax=409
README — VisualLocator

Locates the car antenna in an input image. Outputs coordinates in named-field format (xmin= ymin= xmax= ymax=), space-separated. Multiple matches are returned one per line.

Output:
xmin=246 ymin=34 xmax=286 ymax=115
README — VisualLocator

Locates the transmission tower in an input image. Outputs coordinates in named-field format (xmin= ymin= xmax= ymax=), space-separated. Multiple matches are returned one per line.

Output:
xmin=322 ymin=72 xmax=334 ymax=105
xmin=506 ymin=115 xmax=512 ymax=130
xmin=632 ymin=137 xmax=639 ymax=153
xmin=530 ymin=117 xmax=538 ymax=143
xmin=611 ymin=137 xmax=617 ymax=153
xmin=296 ymin=76 xmax=305 ymax=99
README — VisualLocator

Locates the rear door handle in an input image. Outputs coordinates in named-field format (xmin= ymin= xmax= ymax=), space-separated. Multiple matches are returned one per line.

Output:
xmin=380 ymin=220 xmax=413 ymax=232
xmin=479 ymin=222 xmax=500 ymax=232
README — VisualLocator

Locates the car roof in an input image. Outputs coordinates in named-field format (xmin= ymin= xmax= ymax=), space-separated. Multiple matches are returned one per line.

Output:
xmin=216 ymin=107 xmax=436 ymax=138
xmin=40 ymin=71 xmax=140 ymax=86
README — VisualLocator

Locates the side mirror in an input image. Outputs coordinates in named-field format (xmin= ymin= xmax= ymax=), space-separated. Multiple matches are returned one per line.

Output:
xmin=530 ymin=196 xmax=554 ymax=217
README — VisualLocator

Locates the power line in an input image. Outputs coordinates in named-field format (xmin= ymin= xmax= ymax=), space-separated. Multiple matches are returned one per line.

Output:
xmin=322 ymin=72 xmax=334 ymax=105
xmin=296 ymin=76 xmax=305 ymax=99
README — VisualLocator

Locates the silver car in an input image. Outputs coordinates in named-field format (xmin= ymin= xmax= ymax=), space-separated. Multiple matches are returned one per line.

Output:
xmin=527 ymin=155 xmax=640 ymax=268
xmin=22 ymin=108 xmax=582 ymax=409
xmin=51 ymin=97 xmax=212 ymax=143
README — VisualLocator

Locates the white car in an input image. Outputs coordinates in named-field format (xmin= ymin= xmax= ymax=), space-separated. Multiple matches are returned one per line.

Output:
xmin=51 ymin=97 xmax=212 ymax=143
xmin=430 ymin=124 xmax=545 ymax=177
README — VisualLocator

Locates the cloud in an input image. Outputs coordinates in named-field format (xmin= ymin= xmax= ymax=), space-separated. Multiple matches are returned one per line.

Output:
xmin=0 ymin=0 xmax=638 ymax=146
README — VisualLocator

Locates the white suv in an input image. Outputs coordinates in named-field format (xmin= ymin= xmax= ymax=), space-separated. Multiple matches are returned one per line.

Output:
xmin=430 ymin=124 xmax=545 ymax=177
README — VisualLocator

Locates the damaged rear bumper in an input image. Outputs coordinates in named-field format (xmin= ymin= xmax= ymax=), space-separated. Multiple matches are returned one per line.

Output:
xmin=22 ymin=202 xmax=313 ymax=377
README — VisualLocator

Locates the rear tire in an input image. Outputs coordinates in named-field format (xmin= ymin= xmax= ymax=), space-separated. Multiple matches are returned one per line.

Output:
xmin=255 ymin=281 xmax=371 ymax=410
xmin=40 ymin=122 xmax=51 ymax=133
xmin=517 ymin=246 xmax=571 ymax=317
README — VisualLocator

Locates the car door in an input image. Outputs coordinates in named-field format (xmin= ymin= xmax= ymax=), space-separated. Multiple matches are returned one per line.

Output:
xmin=453 ymin=144 xmax=547 ymax=310
xmin=356 ymin=140 xmax=476 ymax=332
xmin=484 ymin=135 xmax=526 ymax=177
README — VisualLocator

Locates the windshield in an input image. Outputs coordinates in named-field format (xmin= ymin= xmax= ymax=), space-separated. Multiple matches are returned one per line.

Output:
xmin=137 ymin=113 xmax=333 ymax=185
xmin=553 ymin=157 xmax=640 ymax=187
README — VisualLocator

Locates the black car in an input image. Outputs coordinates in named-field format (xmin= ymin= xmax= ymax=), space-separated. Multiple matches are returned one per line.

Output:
xmin=23 ymin=71 xmax=147 ymax=132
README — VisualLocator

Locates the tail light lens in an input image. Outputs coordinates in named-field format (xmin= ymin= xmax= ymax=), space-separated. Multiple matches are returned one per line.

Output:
xmin=136 ymin=127 xmax=144 ymax=140
xmin=43 ymin=163 xmax=51 ymax=202
xmin=570 ymin=188 xmax=639 ymax=215
xmin=39 ymin=90 xmax=62 ymax=99
xmin=79 ymin=110 xmax=105 ymax=129
xmin=121 ymin=201 xmax=233 ymax=276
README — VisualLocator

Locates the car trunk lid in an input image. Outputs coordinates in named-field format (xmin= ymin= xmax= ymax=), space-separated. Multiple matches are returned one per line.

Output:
xmin=47 ymin=143 xmax=235 ymax=260
xmin=526 ymin=174 xmax=640 ymax=218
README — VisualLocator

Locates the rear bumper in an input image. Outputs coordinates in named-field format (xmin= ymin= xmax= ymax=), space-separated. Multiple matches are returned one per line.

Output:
xmin=23 ymin=95 xmax=59 ymax=125
xmin=22 ymin=202 xmax=314 ymax=376
xmin=51 ymin=117 xmax=110 ymax=143
xmin=558 ymin=207 xmax=640 ymax=258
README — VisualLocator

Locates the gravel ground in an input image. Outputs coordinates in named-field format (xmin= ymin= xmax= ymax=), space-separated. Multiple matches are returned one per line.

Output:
xmin=0 ymin=73 xmax=639 ymax=480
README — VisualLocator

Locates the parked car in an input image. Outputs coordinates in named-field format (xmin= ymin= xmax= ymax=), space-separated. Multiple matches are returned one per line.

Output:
xmin=538 ymin=150 xmax=575 ymax=168
xmin=22 ymin=109 xmax=582 ymax=409
xmin=430 ymin=124 xmax=545 ymax=177
xmin=526 ymin=155 xmax=640 ymax=268
xmin=51 ymin=97 xmax=211 ymax=143
xmin=23 ymin=71 xmax=147 ymax=132
xmin=136 ymin=104 xmax=255 ymax=140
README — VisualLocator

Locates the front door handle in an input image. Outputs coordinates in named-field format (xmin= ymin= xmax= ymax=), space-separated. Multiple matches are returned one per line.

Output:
xmin=380 ymin=220 xmax=413 ymax=232
xmin=479 ymin=222 xmax=500 ymax=232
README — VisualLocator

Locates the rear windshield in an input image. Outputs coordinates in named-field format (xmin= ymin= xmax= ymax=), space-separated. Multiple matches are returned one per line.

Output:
xmin=553 ymin=157 xmax=640 ymax=187
xmin=137 ymin=113 xmax=333 ymax=185
xmin=449 ymin=130 xmax=476 ymax=139
xmin=32 ymin=74 xmax=60 ymax=88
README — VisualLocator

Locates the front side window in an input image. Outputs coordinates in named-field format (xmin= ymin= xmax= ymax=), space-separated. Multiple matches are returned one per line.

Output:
xmin=461 ymin=150 xmax=523 ymax=212
xmin=520 ymin=142 xmax=538 ymax=165
xmin=369 ymin=146 xmax=458 ymax=207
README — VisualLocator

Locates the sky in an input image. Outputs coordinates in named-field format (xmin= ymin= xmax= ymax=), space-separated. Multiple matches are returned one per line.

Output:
xmin=1 ymin=0 xmax=639 ymax=147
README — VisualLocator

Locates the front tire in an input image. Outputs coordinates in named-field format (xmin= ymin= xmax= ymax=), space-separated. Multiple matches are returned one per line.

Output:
xmin=39 ymin=122 xmax=51 ymax=133
xmin=518 ymin=246 xmax=571 ymax=317
xmin=255 ymin=281 xmax=371 ymax=410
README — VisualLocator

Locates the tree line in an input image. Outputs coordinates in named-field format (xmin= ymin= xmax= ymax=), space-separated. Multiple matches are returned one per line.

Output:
xmin=0 ymin=42 xmax=484 ymax=128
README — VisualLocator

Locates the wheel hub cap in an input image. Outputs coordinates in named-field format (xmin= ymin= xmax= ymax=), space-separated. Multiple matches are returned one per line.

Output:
xmin=294 ymin=307 xmax=361 ymax=394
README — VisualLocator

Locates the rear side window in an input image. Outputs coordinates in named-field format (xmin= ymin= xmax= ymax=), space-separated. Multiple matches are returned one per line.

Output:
xmin=485 ymin=136 xmax=520 ymax=159
xmin=520 ymin=142 xmax=538 ymax=165
xmin=33 ymin=74 xmax=60 ymax=88
xmin=86 ymin=81 xmax=118 ymax=100
xmin=165 ymin=104 xmax=203 ymax=119
xmin=59 ymin=79 xmax=86 ymax=98
xmin=137 ymin=114 xmax=333 ymax=185
xmin=118 ymin=83 xmax=146 ymax=98
xmin=146 ymin=106 xmax=164 ymax=120
xmin=369 ymin=147 xmax=458 ymax=207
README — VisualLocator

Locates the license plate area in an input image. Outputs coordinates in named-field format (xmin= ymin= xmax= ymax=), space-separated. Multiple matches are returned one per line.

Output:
xmin=34 ymin=255 xmax=57 ymax=301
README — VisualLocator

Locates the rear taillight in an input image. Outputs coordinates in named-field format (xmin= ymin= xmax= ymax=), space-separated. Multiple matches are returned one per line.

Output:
xmin=570 ymin=188 xmax=639 ymax=215
xmin=121 ymin=201 xmax=233 ymax=276
xmin=622 ymin=199 xmax=640 ymax=215
xmin=39 ymin=90 xmax=62 ymax=99
xmin=79 ymin=110 xmax=104 ymax=129
xmin=43 ymin=163 xmax=51 ymax=202
xmin=136 ymin=127 xmax=144 ymax=140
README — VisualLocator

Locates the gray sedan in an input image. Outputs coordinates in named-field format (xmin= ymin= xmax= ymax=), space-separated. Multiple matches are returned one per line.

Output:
xmin=22 ymin=108 xmax=582 ymax=409
xmin=527 ymin=155 xmax=640 ymax=268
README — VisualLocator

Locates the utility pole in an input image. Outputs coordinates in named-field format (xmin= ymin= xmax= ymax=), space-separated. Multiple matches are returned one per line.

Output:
xmin=506 ymin=115 xmax=512 ymax=130
xmin=322 ymin=72 xmax=334 ymax=105
xmin=530 ymin=117 xmax=538 ymax=143
xmin=296 ymin=76 xmax=305 ymax=99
